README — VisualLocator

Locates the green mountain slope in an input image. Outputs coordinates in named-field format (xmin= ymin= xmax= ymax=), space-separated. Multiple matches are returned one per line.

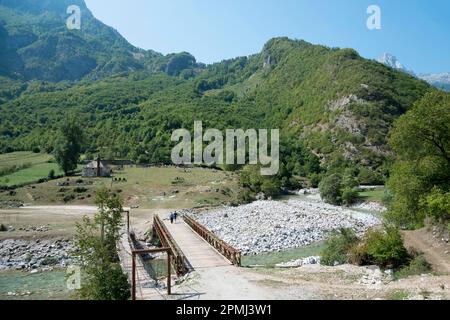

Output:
xmin=0 ymin=0 xmax=201 ymax=82
xmin=193 ymin=38 xmax=430 ymax=171
xmin=0 ymin=38 xmax=431 ymax=178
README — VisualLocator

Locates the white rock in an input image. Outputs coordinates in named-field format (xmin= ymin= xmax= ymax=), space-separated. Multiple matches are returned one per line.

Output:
xmin=190 ymin=199 xmax=381 ymax=256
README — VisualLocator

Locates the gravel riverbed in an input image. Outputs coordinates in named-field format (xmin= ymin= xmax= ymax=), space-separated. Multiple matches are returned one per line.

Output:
xmin=0 ymin=239 xmax=76 ymax=271
xmin=192 ymin=200 xmax=382 ymax=255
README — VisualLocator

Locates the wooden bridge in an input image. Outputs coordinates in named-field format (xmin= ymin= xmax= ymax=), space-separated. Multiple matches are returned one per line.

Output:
xmin=120 ymin=210 xmax=243 ymax=300
xmin=152 ymin=213 xmax=241 ymax=273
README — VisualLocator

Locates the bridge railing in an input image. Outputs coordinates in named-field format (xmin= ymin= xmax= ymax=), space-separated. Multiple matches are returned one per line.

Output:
xmin=183 ymin=214 xmax=242 ymax=267
xmin=153 ymin=215 xmax=189 ymax=276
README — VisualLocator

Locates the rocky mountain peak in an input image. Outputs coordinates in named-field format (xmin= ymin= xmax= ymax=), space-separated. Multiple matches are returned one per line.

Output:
xmin=378 ymin=53 xmax=415 ymax=76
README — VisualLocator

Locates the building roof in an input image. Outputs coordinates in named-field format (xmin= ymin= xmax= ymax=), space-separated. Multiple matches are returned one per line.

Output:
xmin=85 ymin=161 xmax=106 ymax=169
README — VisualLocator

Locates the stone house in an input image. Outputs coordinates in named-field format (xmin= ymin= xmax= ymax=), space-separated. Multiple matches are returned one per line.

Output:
xmin=82 ymin=156 xmax=112 ymax=178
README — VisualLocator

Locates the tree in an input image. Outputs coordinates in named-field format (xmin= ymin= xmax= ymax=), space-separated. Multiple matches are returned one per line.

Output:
xmin=421 ymin=187 xmax=450 ymax=223
xmin=364 ymin=226 xmax=410 ymax=268
xmin=54 ymin=115 xmax=84 ymax=176
xmin=73 ymin=188 xmax=130 ymax=300
xmin=387 ymin=91 xmax=450 ymax=228
xmin=321 ymin=228 xmax=359 ymax=266
xmin=319 ymin=173 xmax=343 ymax=205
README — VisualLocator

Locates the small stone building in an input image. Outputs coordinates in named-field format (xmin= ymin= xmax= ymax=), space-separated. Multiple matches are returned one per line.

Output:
xmin=82 ymin=156 xmax=112 ymax=178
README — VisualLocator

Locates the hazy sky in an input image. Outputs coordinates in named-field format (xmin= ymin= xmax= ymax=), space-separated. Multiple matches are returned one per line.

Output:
xmin=84 ymin=0 xmax=450 ymax=74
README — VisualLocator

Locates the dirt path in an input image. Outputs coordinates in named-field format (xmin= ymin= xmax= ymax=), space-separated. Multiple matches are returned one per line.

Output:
xmin=18 ymin=205 xmax=98 ymax=215
xmin=253 ymin=264 xmax=450 ymax=300
xmin=402 ymin=229 xmax=450 ymax=274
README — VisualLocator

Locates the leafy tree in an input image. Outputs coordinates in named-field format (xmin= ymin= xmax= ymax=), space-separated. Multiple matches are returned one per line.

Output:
xmin=420 ymin=187 xmax=450 ymax=223
xmin=73 ymin=188 xmax=130 ymax=300
xmin=363 ymin=226 xmax=410 ymax=269
xmin=387 ymin=91 xmax=450 ymax=228
xmin=54 ymin=115 xmax=84 ymax=176
xmin=321 ymin=228 xmax=359 ymax=266
xmin=319 ymin=173 xmax=343 ymax=205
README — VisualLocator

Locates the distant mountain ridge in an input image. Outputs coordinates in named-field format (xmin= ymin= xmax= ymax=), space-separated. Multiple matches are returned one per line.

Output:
xmin=0 ymin=0 xmax=202 ymax=81
xmin=378 ymin=52 xmax=449 ymax=91
xmin=418 ymin=72 xmax=450 ymax=91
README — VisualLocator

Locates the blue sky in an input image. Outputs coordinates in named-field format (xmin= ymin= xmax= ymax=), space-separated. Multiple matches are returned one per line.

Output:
xmin=84 ymin=0 xmax=450 ymax=74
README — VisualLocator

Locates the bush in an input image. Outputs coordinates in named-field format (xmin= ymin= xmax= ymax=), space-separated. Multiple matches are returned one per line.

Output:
xmin=420 ymin=187 xmax=450 ymax=223
xmin=32 ymin=147 xmax=41 ymax=153
xmin=0 ymin=224 xmax=8 ymax=232
xmin=396 ymin=254 xmax=432 ymax=279
xmin=238 ymin=189 xmax=255 ymax=204
xmin=348 ymin=238 xmax=374 ymax=266
xmin=342 ymin=187 xmax=359 ymax=206
xmin=319 ymin=173 xmax=343 ymax=205
xmin=63 ymin=194 xmax=75 ymax=203
xmin=308 ymin=173 xmax=322 ymax=188
xmin=74 ymin=187 xmax=88 ymax=193
xmin=48 ymin=169 xmax=55 ymax=179
xmin=321 ymin=228 xmax=359 ymax=266
xmin=171 ymin=177 xmax=186 ymax=185
xmin=357 ymin=167 xmax=384 ymax=185
xmin=261 ymin=179 xmax=281 ymax=198
xmin=363 ymin=226 xmax=410 ymax=268
xmin=41 ymin=256 xmax=59 ymax=266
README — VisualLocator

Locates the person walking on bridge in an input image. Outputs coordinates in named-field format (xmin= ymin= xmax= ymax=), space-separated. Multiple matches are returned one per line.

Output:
xmin=169 ymin=213 xmax=174 ymax=224
xmin=173 ymin=212 xmax=178 ymax=223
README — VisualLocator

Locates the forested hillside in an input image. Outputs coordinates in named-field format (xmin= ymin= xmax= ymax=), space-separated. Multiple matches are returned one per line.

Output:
xmin=0 ymin=0 xmax=201 ymax=82
xmin=0 ymin=0 xmax=433 ymax=185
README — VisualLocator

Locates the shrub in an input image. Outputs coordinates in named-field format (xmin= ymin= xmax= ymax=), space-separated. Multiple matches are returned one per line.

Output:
xmin=48 ymin=169 xmax=55 ymax=179
xmin=358 ymin=167 xmax=384 ymax=185
xmin=363 ymin=226 xmax=410 ymax=268
xmin=0 ymin=224 xmax=8 ymax=232
xmin=74 ymin=187 xmax=88 ymax=193
xmin=63 ymin=194 xmax=75 ymax=203
xmin=32 ymin=147 xmax=41 ymax=153
xmin=319 ymin=173 xmax=343 ymax=205
xmin=342 ymin=187 xmax=359 ymax=206
xmin=238 ymin=189 xmax=255 ymax=204
xmin=349 ymin=241 xmax=371 ymax=266
xmin=396 ymin=254 xmax=432 ymax=279
xmin=308 ymin=173 xmax=322 ymax=188
xmin=420 ymin=187 xmax=450 ymax=223
xmin=260 ymin=179 xmax=281 ymax=198
xmin=321 ymin=228 xmax=359 ymax=266
xmin=41 ymin=256 xmax=59 ymax=266
xmin=171 ymin=177 xmax=186 ymax=185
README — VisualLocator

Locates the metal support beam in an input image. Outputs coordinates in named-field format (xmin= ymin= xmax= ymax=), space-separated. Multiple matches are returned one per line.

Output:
xmin=131 ymin=252 xmax=136 ymax=300
xmin=125 ymin=211 xmax=130 ymax=234
xmin=131 ymin=248 xmax=171 ymax=301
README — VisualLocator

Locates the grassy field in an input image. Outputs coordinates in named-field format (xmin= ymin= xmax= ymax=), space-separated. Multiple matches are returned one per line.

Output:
xmin=0 ymin=152 xmax=64 ymax=187
xmin=0 ymin=152 xmax=53 ymax=169
xmin=359 ymin=188 xmax=385 ymax=202
xmin=242 ymin=242 xmax=325 ymax=268
xmin=0 ymin=165 xmax=239 ymax=209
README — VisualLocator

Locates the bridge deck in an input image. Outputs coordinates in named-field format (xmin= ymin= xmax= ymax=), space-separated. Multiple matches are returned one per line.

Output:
xmin=159 ymin=214 xmax=231 ymax=270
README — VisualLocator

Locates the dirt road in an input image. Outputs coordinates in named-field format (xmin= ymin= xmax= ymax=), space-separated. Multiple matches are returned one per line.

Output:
xmin=402 ymin=229 xmax=450 ymax=274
